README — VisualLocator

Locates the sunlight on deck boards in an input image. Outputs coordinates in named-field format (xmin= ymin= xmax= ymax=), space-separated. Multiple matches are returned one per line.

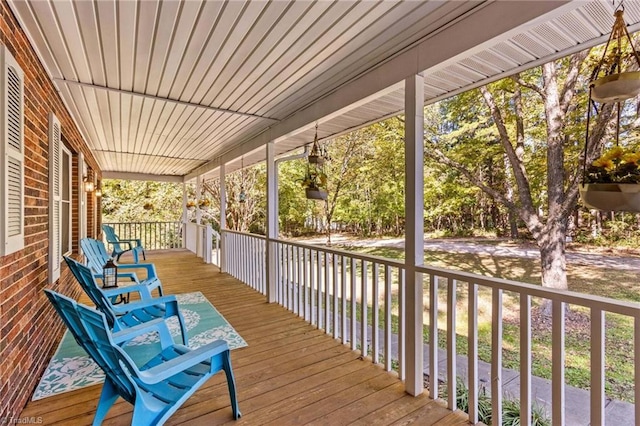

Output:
xmin=22 ymin=249 xmax=471 ymax=425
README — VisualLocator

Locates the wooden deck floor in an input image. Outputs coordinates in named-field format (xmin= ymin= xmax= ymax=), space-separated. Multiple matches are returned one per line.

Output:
xmin=22 ymin=249 xmax=470 ymax=425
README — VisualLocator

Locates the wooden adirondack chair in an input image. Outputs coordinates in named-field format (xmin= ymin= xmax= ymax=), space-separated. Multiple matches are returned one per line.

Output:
xmin=44 ymin=290 xmax=241 ymax=425
xmin=80 ymin=238 xmax=163 ymax=297
xmin=102 ymin=224 xmax=146 ymax=262
xmin=63 ymin=256 xmax=187 ymax=344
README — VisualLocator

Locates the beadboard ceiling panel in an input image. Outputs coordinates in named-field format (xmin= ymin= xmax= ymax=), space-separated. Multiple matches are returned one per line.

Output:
xmin=9 ymin=0 xmax=640 ymax=180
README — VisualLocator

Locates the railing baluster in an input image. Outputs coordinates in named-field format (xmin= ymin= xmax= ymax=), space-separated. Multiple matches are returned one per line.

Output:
xmin=325 ymin=252 xmax=330 ymax=335
xmin=552 ymin=300 xmax=566 ymax=426
xmin=351 ymin=257 xmax=357 ymax=351
xmin=341 ymin=256 xmax=347 ymax=345
xmin=333 ymin=253 xmax=339 ymax=339
xmin=492 ymin=288 xmax=503 ymax=426
xmin=385 ymin=265 xmax=392 ymax=372
xmin=303 ymin=248 xmax=309 ymax=322
xmin=520 ymin=294 xmax=532 ymax=426
xmin=590 ymin=307 xmax=605 ymax=426
xmin=361 ymin=260 xmax=368 ymax=359
xmin=279 ymin=242 xmax=283 ymax=302
xmin=635 ymin=316 xmax=640 ymax=425
xmin=317 ymin=251 xmax=322 ymax=330
xmin=372 ymin=263 xmax=380 ymax=365
xmin=429 ymin=274 xmax=438 ymax=399
xmin=310 ymin=250 xmax=316 ymax=326
xmin=296 ymin=246 xmax=302 ymax=316
xmin=447 ymin=277 xmax=457 ymax=411
xmin=289 ymin=245 xmax=294 ymax=311
xmin=399 ymin=268 xmax=405 ymax=381
xmin=468 ymin=282 xmax=479 ymax=424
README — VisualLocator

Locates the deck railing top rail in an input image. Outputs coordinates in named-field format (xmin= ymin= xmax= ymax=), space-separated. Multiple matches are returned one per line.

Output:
xmin=271 ymin=237 xmax=405 ymax=269
xmin=223 ymin=229 xmax=266 ymax=240
xmin=415 ymin=263 xmax=640 ymax=316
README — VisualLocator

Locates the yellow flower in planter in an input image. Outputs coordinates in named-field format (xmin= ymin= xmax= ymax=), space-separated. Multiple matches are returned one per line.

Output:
xmin=586 ymin=146 xmax=640 ymax=183
xmin=592 ymin=157 xmax=614 ymax=170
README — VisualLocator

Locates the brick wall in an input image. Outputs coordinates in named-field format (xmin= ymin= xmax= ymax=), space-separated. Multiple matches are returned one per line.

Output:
xmin=0 ymin=2 xmax=101 ymax=420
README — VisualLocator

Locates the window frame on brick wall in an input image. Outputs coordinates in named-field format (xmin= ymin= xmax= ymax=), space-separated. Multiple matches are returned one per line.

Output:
xmin=0 ymin=45 xmax=24 ymax=257
xmin=61 ymin=144 xmax=72 ymax=257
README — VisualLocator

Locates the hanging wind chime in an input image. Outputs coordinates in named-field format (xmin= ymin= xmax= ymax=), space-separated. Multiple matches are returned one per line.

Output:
xmin=579 ymin=2 xmax=640 ymax=212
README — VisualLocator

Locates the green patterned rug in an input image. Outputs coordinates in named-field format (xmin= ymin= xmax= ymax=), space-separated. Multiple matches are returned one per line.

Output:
xmin=33 ymin=292 xmax=247 ymax=400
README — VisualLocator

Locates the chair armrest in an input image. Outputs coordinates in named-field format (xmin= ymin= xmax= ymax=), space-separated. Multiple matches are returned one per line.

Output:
xmin=97 ymin=279 xmax=154 ymax=301
xmin=136 ymin=340 xmax=229 ymax=384
xmin=116 ymin=263 xmax=157 ymax=280
xmin=111 ymin=318 xmax=169 ymax=345
xmin=111 ymin=295 xmax=178 ymax=314
xmin=117 ymin=272 xmax=140 ymax=283
xmin=116 ymin=238 xmax=142 ymax=247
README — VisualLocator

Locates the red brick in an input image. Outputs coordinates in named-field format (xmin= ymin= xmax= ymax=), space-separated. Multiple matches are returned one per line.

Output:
xmin=0 ymin=2 xmax=101 ymax=420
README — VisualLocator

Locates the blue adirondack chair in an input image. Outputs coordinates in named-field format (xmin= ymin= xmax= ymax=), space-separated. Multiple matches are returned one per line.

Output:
xmin=64 ymin=256 xmax=187 ymax=344
xmin=102 ymin=224 xmax=146 ymax=262
xmin=44 ymin=290 xmax=241 ymax=425
xmin=80 ymin=238 xmax=163 ymax=298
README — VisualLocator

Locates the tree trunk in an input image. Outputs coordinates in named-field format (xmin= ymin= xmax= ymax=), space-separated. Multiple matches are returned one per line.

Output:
xmin=538 ymin=221 xmax=568 ymax=315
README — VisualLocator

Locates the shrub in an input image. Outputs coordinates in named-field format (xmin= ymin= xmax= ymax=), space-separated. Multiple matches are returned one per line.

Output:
xmin=440 ymin=377 xmax=550 ymax=426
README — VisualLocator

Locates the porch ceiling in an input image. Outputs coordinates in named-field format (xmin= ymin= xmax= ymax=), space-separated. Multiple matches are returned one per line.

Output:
xmin=8 ymin=0 xmax=640 ymax=181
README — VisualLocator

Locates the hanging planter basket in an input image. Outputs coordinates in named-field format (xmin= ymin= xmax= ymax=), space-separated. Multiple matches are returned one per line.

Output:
xmin=579 ymin=183 xmax=640 ymax=212
xmin=591 ymin=71 xmax=640 ymax=103
xmin=308 ymin=154 xmax=325 ymax=165
xmin=305 ymin=188 xmax=327 ymax=200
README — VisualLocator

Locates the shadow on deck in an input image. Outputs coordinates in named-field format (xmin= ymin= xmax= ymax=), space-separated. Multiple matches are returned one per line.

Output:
xmin=22 ymin=249 xmax=470 ymax=425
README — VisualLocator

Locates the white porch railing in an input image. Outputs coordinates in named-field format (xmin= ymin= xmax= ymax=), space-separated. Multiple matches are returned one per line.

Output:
xmin=103 ymin=221 xmax=182 ymax=250
xmin=184 ymin=222 xmax=214 ymax=264
xmin=221 ymin=230 xmax=640 ymax=425
xmin=223 ymin=230 xmax=266 ymax=292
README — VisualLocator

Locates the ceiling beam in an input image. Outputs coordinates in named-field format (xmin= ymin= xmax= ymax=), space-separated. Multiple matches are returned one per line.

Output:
xmin=102 ymin=171 xmax=184 ymax=183
xmin=54 ymin=78 xmax=281 ymax=123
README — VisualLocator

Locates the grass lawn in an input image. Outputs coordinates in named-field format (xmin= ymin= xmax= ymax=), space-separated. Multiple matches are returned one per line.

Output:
xmin=333 ymin=242 xmax=638 ymax=402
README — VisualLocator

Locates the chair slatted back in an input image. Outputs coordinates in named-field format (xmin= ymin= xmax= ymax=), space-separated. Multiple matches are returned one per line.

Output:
xmin=80 ymin=238 xmax=111 ymax=274
xmin=102 ymin=224 xmax=127 ymax=254
xmin=44 ymin=290 xmax=137 ymax=404
xmin=64 ymin=256 xmax=119 ymax=328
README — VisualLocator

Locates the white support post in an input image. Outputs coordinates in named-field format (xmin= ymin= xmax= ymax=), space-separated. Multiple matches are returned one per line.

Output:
xmin=266 ymin=140 xmax=278 ymax=303
xmin=181 ymin=182 xmax=188 ymax=249
xmin=219 ymin=164 xmax=227 ymax=272
xmin=404 ymin=73 xmax=424 ymax=396
xmin=195 ymin=175 xmax=202 ymax=225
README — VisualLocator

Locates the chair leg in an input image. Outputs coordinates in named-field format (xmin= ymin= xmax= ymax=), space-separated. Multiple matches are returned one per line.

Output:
xmin=222 ymin=351 xmax=241 ymax=420
xmin=93 ymin=379 xmax=120 ymax=426
xmin=177 ymin=310 xmax=188 ymax=346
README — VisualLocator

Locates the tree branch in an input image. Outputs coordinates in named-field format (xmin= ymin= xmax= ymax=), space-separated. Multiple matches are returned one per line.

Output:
xmin=427 ymin=147 xmax=515 ymax=209
xmin=511 ymin=74 xmax=545 ymax=99
xmin=559 ymin=50 xmax=588 ymax=115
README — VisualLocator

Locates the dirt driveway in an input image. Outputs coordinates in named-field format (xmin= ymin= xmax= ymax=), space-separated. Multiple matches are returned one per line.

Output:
xmin=300 ymin=235 xmax=640 ymax=271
